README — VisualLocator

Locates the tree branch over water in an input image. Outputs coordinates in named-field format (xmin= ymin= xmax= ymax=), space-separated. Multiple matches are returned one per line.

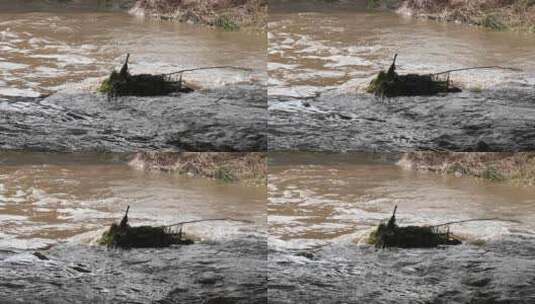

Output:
xmin=431 ymin=66 xmax=522 ymax=76
xmin=165 ymin=66 xmax=253 ymax=76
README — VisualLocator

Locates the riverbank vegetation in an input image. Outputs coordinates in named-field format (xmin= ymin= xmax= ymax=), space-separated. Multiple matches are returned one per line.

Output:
xmin=129 ymin=152 xmax=266 ymax=184
xmin=369 ymin=0 xmax=535 ymax=32
xmin=399 ymin=152 xmax=535 ymax=185
xmin=26 ymin=0 xmax=266 ymax=30
xmin=130 ymin=0 xmax=267 ymax=30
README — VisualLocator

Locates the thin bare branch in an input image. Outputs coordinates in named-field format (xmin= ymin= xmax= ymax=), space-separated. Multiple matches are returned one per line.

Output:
xmin=429 ymin=218 xmax=521 ymax=228
xmin=431 ymin=66 xmax=522 ymax=76
xmin=165 ymin=66 xmax=253 ymax=76
xmin=164 ymin=218 xmax=254 ymax=227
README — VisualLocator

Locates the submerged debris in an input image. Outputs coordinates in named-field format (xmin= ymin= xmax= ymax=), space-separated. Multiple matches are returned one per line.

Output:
xmin=99 ymin=206 xmax=253 ymax=249
xmin=367 ymin=54 xmax=461 ymax=98
xmin=98 ymin=54 xmax=254 ymax=99
xmin=99 ymin=206 xmax=194 ymax=249
xmin=98 ymin=54 xmax=194 ymax=99
xmin=367 ymin=54 xmax=522 ymax=98
xmin=368 ymin=206 xmax=462 ymax=249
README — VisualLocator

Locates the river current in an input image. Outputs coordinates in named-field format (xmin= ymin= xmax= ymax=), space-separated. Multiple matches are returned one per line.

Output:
xmin=268 ymin=152 xmax=535 ymax=303
xmin=268 ymin=1 xmax=535 ymax=151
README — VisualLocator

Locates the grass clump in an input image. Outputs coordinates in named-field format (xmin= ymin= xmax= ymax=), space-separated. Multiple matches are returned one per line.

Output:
xmin=446 ymin=163 xmax=471 ymax=176
xmin=399 ymin=152 xmax=535 ymax=185
xmin=367 ymin=54 xmax=460 ymax=98
xmin=395 ymin=0 xmax=535 ymax=33
xmin=97 ymin=72 xmax=115 ymax=93
xmin=99 ymin=206 xmax=193 ymax=249
xmin=479 ymin=13 xmax=507 ymax=30
xmin=368 ymin=0 xmax=401 ymax=9
xmin=98 ymin=54 xmax=193 ymax=99
xmin=215 ymin=15 xmax=240 ymax=31
xmin=130 ymin=152 xmax=266 ymax=184
xmin=131 ymin=0 xmax=267 ymax=30
xmin=214 ymin=166 xmax=237 ymax=182
xmin=481 ymin=166 xmax=505 ymax=182
xmin=369 ymin=206 xmax=461 ymax=249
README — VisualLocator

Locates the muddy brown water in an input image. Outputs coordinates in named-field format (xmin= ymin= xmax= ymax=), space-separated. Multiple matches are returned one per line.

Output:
xmin=0 ymin=152 xmax=267 ymax=303
xmin=268 ymin=152 xmax=535 ymax=303
xmin=268 ymin=0 xmax=535 ymax=151
xmin=0 ymin=4 xmax=267 ymax=151
xmin=0 ymin=6 xmax=266 ymax=97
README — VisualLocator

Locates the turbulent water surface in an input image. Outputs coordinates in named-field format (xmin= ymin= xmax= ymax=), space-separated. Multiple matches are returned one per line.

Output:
xmin=268 ymin=1 xmax=535 ymax=151
xmin=0 ymin=153 xmax=267 ymax=303
xmin=268 ymin=152 xmax=535 ymax=303
xmin=0 ymin=4 xmax=267 ymax=151
xmin=0 ymin=85 xmax=266 ymax=151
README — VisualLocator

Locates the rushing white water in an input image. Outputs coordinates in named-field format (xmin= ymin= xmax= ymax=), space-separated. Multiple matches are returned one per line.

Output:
xmin=0 ymin=152 xmax=266 ymax=250
xmin=0 ymin=153 xmax=267 ymax=303
xmin=0 ymin=7 xmax=266 ymax=98
xmin=268 ymin=1 xmax=535 ymax=151
xmin=268 ymin=152 xmax=535 ymax=303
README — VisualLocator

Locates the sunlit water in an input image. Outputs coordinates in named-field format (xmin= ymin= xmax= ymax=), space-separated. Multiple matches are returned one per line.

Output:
xmin=0 ymin=152 xmax=267 ymax=303
xmin=268 ymin=152 xmax=535 ymax=303
xmin=268 ymin=1 xmax=535 ymax=151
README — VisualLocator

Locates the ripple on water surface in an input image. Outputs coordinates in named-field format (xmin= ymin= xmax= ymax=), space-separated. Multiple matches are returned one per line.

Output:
xmin=268 ymin=153 xmax=535 ymax=303
xmin=268 ymin=3 xmax=535 ymax=151
xmin=0 ymin=153 xmax=267 ymax=303
xmin=0 ymin=10 xmax=266 ymax=97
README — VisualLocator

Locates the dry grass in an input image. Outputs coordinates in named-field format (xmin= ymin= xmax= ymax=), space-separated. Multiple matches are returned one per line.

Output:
xmin=399 ymin=152 xmax=535 ymax=185
xmin=374 ymin=0 xmax=535 ymax=32
xmin=129 ymin=152 xmax=266 ymax=184
xmin=130 ymin=0 xmax=267 ymax=30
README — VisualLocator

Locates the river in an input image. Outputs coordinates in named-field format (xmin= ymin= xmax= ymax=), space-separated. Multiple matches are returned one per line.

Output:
xmin=0 ymin=152 xmax=267 ymax=303
xmin=268 ymin=152 xmax=535 ymax=303
xmin=268 ymin=0 xmax=535 ymax=151
xmin=0 ymin=2 xmax=267 ymax=151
